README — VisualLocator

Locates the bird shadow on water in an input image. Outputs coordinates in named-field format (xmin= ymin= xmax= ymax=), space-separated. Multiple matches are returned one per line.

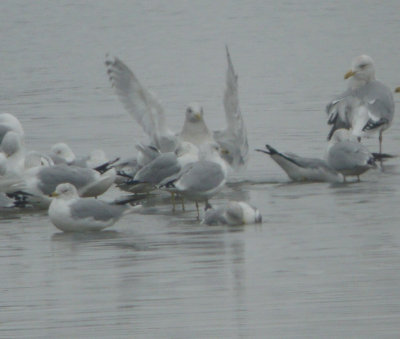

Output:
xmin=51 ymin=229 xmax=121 ymax=242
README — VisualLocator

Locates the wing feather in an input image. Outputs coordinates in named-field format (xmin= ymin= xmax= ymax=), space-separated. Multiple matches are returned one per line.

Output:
xmin=214 ymin=47 xmax=248 ymax=169
xmin=105 ymin=57 xmax=176 ymax=151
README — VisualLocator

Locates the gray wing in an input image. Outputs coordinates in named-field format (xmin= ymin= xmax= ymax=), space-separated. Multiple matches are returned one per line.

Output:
xmin=328 ymin=141 xmax=372 ymax=171
xmin=134 ymin=152 xmax=180 ymax=184
xmin=177 ymin=161 xmax=225 ymax=192
xmin=105 ymin=57 xmax=177 ymax=152
xmin=285 ymin=153 xmax=335 ymax=171
xmin=37 ymin=165 xmax=96 ymax=195
xmin=326 ymin=88 xmax=355 ymax=140
xmin=326 ymin=80 xmax=394 ymax=139
xmin=359 ymin=81 xmax=395 ymax=129
xmin=70 ymin=199 xmax=125 ymax=221
xmin=213 ymin=47 xmax=248 ymax=169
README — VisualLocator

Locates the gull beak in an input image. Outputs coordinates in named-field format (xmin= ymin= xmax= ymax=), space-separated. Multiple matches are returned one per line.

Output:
xmin=194 ymin=113 xmax=202 ymax=120
xmin=344 ymin=69 xmax=356 ymax=79
xmin=50 ymin=192 xmax=59 ymax=197
xmin=395 ymin=87 xmax=400 ymax=93
xmin=220 ymin=148 xmax=230 ymax=155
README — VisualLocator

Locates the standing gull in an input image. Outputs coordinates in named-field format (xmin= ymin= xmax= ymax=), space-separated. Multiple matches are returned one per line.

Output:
xmin=48 ymin=183 xmax=141 ymax=232
xmin=105 ymin=47 xmax=248 ymax=170
xmin=163 ymin=143 xmax=228 ymax=218
xmin=326 ymin=55 xmax=395 ymax=154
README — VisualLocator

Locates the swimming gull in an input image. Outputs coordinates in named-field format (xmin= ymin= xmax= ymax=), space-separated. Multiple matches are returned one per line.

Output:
xmin=202 ymin=201 xmax=262 ymax=226
xmin=9 ymin=164 xmax=116 ymax=208
xmin=105 ymin=46 xmax=248 ymax=170
xmin=326 ymin=55 xmax=395 ymax=154
xmin=48 ymin=183 xmax=141 ymax=232
xmin=256 ymin=144 xmax=343 ymax=183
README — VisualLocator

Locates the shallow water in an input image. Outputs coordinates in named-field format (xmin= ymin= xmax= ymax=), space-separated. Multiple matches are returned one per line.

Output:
xmin=1 ymin=1 xmax=400 ymax=337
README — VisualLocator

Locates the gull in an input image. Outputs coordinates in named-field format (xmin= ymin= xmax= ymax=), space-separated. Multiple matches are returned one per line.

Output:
xmin=105 ymin=46 xmax=248 ymax=170
xmin=202 ymin=201 xmax=262 ymax=226
xmin=325 ymin=129 xmax=376 ymax=182
xmin=8 ymin=164 xmax=116 ymax=208
xmin=162 ymin=143 xmax=228 ymax=218
xmin=0 ymin=113 xmax=24 ymax=144
xmin=49 ymin=142 xmax=114 ymax=170
xmin=0 ymin=131 xmax=25 ymax=177
xmin=118 ymin=141 xmax=199 ymax=194
xmin=326 ymin=55 xmax=395 ymax=154
xmin=48 ymin=183 xmax=141 ymax=232
xmin=256 ymin=144 xmax=343 ymax=183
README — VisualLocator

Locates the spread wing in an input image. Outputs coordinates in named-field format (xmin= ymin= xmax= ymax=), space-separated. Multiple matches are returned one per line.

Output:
xmin=105 ymin=57 xmax=177 ymax=152
xmin=213 ymin=47 xmax=248 ymax=170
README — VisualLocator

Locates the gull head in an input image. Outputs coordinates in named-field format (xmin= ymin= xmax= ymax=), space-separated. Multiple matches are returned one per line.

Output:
xmin=344 ymin=55 xmax=375 ymax=84
xmin=51 ymin=183 xmax=79 ymax=199
xmin=330 ymin=128 xmax=355 ymax=144
xmin=1 ymin=131 xmax=23 ymax=158
xmin=185 ymin=102 xmax=204 ymax=123
xmin=51 ymin=143 xmax=76 ymax=163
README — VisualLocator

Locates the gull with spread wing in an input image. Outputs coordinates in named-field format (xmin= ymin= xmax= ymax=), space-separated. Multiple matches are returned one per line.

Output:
xmin=105 ymin=47 xmax=248 ymax=171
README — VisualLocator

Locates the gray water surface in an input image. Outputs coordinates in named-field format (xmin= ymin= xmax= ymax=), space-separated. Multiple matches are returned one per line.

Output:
xmin=1 ymin=1 xmax=400 ymax=337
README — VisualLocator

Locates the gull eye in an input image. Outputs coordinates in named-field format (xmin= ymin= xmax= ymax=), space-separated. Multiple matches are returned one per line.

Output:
xmin=359 ymin=63 xmax=367 ymax=69
xmin=187 ymin=108 xmax=192 ymax=114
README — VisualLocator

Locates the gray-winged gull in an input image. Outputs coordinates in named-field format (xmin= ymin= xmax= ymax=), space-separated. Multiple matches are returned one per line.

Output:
xmin=162 ymin=143 xmax=228 ymax=217
xmin=48 ymin=183 xmax=141 ymax=232
xmin=325 ymin=129 xmax=376 ymax=181
xmin=8 ymin=164 xmax=116 ymax=208
xmin=256 ymin=144 xmax=343 ymax=183
xmin=326 ymin=55 xmax=395 ymax=154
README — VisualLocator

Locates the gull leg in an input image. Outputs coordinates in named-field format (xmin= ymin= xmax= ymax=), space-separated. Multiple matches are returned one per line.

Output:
xmin=171 ymin=192 xmax=176 ymax=212
xmin=379 ymin=131 xmax=384 ymax=171
xmin=181 ymin=196 xmax=185 ymax=211
xmin=195 ymin=201 xmax=199 ymax=219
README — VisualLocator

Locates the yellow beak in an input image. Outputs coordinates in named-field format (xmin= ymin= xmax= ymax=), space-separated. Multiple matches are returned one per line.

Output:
xmin=220 ymin=148 xmax=230 ymax=155
xmin=344 ymin=69 xmax=356 ymax=79
xmin=194 ymin=113 xmax=202 ymax=120
xmin=395 ymin=87 xmax=400 ymax=93
xmin=50 ymin=192 xmax=59 ymax=197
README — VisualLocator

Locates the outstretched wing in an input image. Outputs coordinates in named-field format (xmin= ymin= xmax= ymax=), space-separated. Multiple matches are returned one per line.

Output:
xmin=105 ymin=57 xmax=177 ymax=152
xmin=214 ymin=47 xmax=248 ymax=170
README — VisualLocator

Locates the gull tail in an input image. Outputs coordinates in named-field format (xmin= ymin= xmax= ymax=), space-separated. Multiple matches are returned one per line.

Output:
xmin=372 ymin=152 xmax=395 ymax=161
xmin=93 ymin=157 xmax=120 ymax=174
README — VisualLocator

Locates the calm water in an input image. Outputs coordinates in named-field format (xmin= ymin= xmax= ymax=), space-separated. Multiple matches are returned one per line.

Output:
xmin=1 ymin=1 xmax=400 ymax=337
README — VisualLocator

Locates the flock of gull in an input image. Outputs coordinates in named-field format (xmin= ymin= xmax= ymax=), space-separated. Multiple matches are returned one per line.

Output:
xmin=0 ymin=49 xmax=398 ymax=232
